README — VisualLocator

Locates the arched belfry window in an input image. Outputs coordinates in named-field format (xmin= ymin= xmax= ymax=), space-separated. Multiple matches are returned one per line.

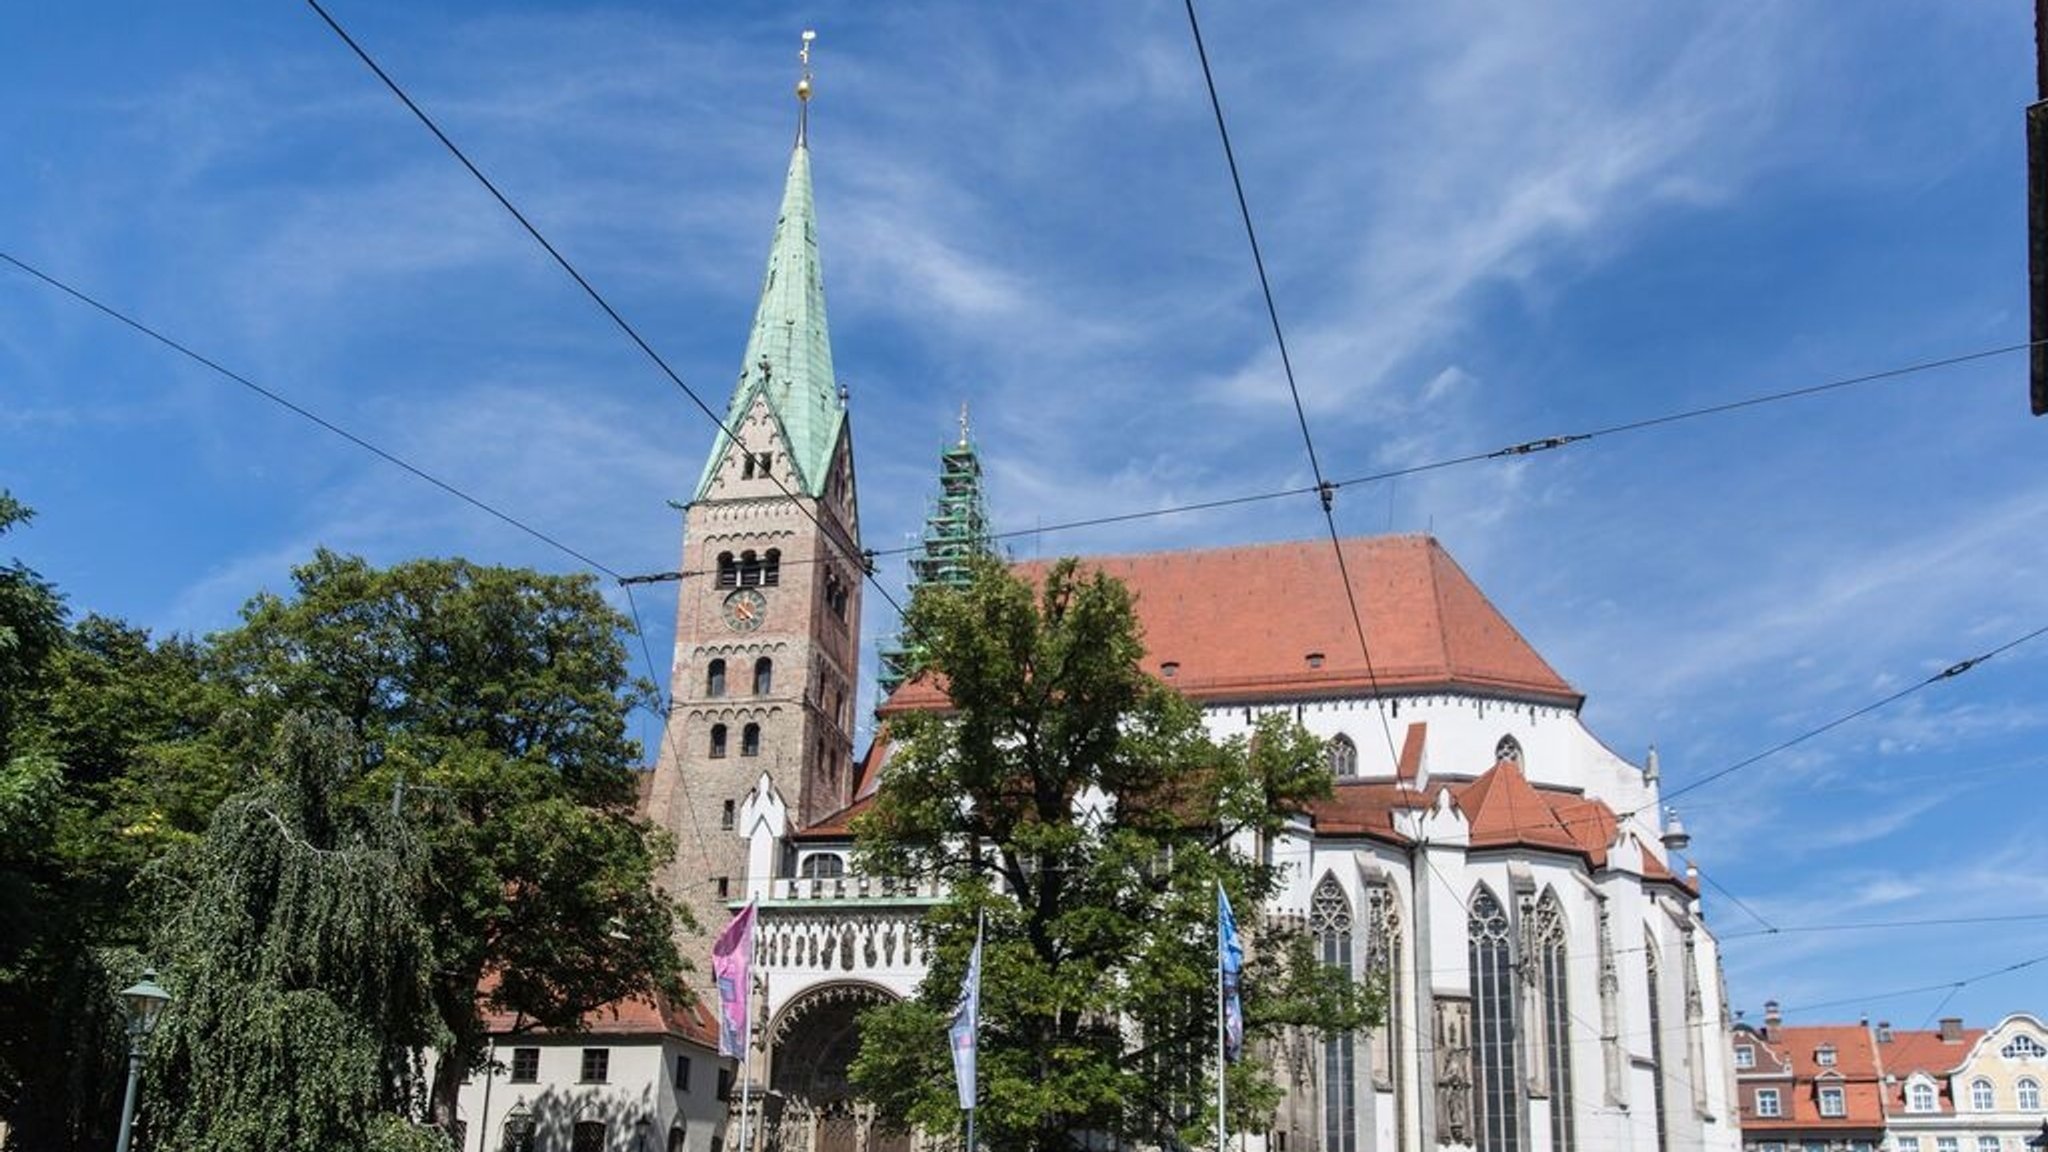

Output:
xmin=1327 ymin=734 xmax=1358 ymax=779
xmin=754 ymin=656 xmax=774 ymax=696
xmin=740 ymin=550 xmax=764 ymax=588
xmin=1532 ymin=889 xmax=1574 ymax=1152
xmin=1313 ymin=875 xmax=1357 ymax=1152
xmin=706 ymin=659 xmax=727 ymax=698
xmin=716 ymin=552 xmax=737 ymax=589
xmin=764 ymin=548 xmax=781 ymax=587
xmin=1495 ymin=735 xmax=1523 ymax=766
xmin=709 ymin=724 xmax=728 ymax=759
xmin=741 ymin=723 xmax=761 ymax=758
xmin=1468 ymin=885 xmax=1519 ymax=1152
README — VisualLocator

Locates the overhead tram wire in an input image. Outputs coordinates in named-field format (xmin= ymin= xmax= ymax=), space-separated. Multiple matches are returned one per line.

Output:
xmin=614 ymin=333 xmax=2039 ymax=585
xmin=0 ymin=250 xmax=724 ymax=879
xmin=1719 ymin=911 xmax=2048 ymax=941
xmin=305 ymin=0 xmax=903 ymax=620
xmin=1181 ymin=0 xmax=1401 ymax=771
xmin=0 ymin=251 xmax=619 ymax=580
xmin=1778 ymin=948 xmax=2048 ymax=1017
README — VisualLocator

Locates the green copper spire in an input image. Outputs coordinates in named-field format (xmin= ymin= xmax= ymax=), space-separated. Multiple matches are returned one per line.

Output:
xmin=879 ymin=407 xmax=995 ymax=694
xmin=694 ymin=48 xmax=843 ymax=502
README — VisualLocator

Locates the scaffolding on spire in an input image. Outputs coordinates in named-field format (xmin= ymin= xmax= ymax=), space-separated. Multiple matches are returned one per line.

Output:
xmin=878 ymin=407 xmax=994 ymax=695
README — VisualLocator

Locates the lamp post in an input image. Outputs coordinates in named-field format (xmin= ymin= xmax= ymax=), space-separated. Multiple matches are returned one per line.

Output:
xmin=113 ymin=967 xmax=172 ymax=1152
xmin=503 ymin=1099 xmax=534 ymax=1152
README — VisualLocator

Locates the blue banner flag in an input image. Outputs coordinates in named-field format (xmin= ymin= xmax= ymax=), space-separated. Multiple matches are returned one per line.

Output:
xmin=948 ymin=916 xmax=984 ymax=1110
xmin=1218 ymin=885 xmax=1244 ymax=1063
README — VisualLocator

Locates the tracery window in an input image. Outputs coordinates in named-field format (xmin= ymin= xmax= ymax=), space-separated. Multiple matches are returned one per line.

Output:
xmin=1970 ymin=1078 xmax=1994 ymax=1111
xmin=1469 ymin=885 xmax=1520 ymax=1152
xmin=1494 ymin=735 xmax=1523 ymax=765
xmin=1646 ymin=939 xmax=1669 ymax=1152
xmin=1313 ymin=875 xmax=1357 ymax=1152
xmin=1531 ymin=890 xmax=1574 ymax=1152
xmin=1326 ymin=734 xmax=1358 ymax=779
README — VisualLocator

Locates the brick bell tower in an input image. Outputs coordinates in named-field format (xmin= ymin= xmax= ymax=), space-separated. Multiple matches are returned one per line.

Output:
xmin=646 ymin=45 xmax=862 ymax=978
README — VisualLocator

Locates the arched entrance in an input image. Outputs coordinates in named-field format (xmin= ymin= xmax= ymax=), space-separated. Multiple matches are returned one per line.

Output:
xmin=764 ymin=982 xmax=908 ymax=1152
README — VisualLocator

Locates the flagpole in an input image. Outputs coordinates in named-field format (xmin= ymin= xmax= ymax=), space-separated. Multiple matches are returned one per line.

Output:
xmin=738 ymin=905 xmax=759 ymax=1152
xmin=1216 ymin=883 xmax=1227 ymax=1152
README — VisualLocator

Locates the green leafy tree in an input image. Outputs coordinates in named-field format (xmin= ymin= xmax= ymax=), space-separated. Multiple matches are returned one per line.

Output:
xmin=850 ymin=559 xmax=1375 ymax=1152
xmin=149 ymin=710 xmax=448 ymax=1152
xmin=208 ymin=551 xmax=687 ymax=1123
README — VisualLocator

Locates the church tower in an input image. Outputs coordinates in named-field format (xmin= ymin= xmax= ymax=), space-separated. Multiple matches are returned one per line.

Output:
xmin=647 ymin=39 xmax=862 ymax=973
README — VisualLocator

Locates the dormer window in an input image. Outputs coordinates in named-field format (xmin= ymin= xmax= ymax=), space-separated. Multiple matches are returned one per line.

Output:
xmin=1907 ymin=1080 xmax=1937 ymax=1113
xmin=1160 ymin=661 xmax=1180 ymax=679
xmin=1815 ymin=1045 xmax=1836 ymax=1067
xmin=1305 ymin=651 xmax=1325 ymax=670
xmin=1818 ymin=1085 xmax=1845 ymax=1117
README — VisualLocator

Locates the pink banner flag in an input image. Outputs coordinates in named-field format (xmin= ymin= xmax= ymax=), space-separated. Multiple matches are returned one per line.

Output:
xmin=712 ymin=901 xmax=757 ymax=1058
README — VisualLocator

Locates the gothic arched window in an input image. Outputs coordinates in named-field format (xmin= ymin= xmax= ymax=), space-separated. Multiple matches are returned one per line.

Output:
xmin=741 ymin=723 xmax=761 ymax=758
xmin=764 ymin=548 xmax=782 ymax=587
xmin=706 ymin=658 xmax=727 ymax=698
xmin=709 ymin=724 xmax=728 ymax=759
xmin=716 ymin=552 xmax=737 ymax=589
xmin=1495 ymin=735 xmax=1523 ymax=765
xmin=1313 ymin=875 xmax=1357 ymax=1152
xmin=754 ymin=656 xmax=774 ymax=696
xmin=1532 ymin=889 xmax=1574 ymax=1152
xmin=1646 ymin=937 xmax=1670 ymax=1151
xmin=1326 ymin=734 xmax=1358 ymax=779
xmin=1469 ymin=885 xmax=1519 ymax=1152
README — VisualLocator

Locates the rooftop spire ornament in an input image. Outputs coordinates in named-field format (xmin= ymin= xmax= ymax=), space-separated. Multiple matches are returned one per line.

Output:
xmin=796 ymin=29 xmax=816 ymax=144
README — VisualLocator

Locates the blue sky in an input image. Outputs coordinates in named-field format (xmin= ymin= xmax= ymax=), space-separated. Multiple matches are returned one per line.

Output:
xmin=3 ymin=3 xmax=2043 ymax=1030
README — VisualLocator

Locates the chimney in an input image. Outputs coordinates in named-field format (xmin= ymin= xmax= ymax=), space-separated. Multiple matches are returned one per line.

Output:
xmin=1877 ymin=1021 xmax=1894 ymax=1043
xmin=1939 ymin=1017 xmax=1964 ymax=1042
xmin=1764 ymin=1000 xmax=1783 ymax=1030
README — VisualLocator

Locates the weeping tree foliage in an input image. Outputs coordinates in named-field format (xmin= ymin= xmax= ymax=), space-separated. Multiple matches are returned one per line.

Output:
xmin=850 ymin=558 xmax=1377 ymax=1152
xmin=208 ymin=551 xmax=686 ymax=1123
xmin=149 ymin=710 xmax=448 ymax=1152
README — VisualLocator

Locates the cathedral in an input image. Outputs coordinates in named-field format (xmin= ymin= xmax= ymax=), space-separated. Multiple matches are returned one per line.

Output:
xmin=467 ymin=59 xmax=1742 ymax=1152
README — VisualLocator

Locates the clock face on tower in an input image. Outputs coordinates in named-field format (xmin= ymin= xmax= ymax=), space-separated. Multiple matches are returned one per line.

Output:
xmin=722 ymin=588 xmax=767 ymax=633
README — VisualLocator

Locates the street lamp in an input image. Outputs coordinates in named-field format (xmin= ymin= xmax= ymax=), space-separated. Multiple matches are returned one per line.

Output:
xmin=503 ymin=1099 xmax=535 ymax=1152
xmin=113 ymin=967 xmax=172 ymax=1152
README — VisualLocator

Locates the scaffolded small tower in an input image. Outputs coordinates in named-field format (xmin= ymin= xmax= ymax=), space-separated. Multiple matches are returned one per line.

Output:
xmin=877 ymin=407 xmax=993 ymax=695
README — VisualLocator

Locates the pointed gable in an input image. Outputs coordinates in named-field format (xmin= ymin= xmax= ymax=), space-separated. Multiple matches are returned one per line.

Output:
xmin=695 ymin=140 xmax=845 ymax=500
xmin=1455 ymin=758 xmax=1584 ymax=855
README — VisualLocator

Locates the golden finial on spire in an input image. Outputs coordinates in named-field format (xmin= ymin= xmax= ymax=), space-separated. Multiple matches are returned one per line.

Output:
xmin=797 ymin=30 xmax=815 ymax=102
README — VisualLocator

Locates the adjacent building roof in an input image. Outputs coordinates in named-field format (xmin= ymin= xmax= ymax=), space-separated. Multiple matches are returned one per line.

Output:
xmin=880 ymin=535 xmax=1580 ymax=714
xmin=1737 ymin=1024 xmax=1888 ymax=1133
xmin=482 ymin=988 xmax=721 ymax=1051
xmin=694 ymin=138 xmax=844 ymax=501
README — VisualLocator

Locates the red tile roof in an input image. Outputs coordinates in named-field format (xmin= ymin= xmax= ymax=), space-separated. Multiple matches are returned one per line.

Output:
xmin=880 ymin=535 xmax=1579 ymax=714
xmin=482 ymin=988 xmax=721 ymax=1049
xmin=1741 ymin=1025 xmax=1887 ymax=1131
xmin=1878 ymin=1026 xmax=1987 ymax=1113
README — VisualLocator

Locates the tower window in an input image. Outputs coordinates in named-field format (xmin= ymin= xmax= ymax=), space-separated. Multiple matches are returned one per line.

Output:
xmin=754 ymin=656 xmax=773 ymax=695
xmin=763 ymin=548 xmax=781 ymax=587
xmin=706 ymin=659 xmax=727 ymax=698
xmin=741 ymin=723 xmax=761 ymax=758
xmin=716 ymin=552 xmax=737 ymax=589
xmin=739 ymin=550 xmax=763 ymax=588
xmin=709 ymin=724 xmax=728 ymax=759
xmin=721 ymin=799 xmax=735 ymax=830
